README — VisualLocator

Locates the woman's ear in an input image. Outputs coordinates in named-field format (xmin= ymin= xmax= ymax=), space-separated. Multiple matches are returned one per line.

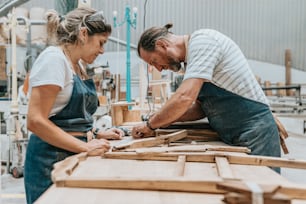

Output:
xmin=79 ymin=27 xmax=88 ymax=42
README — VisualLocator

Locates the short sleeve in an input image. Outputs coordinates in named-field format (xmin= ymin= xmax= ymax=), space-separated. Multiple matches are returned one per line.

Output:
xmin=184 ymin=31 xmax=222 ymax=81
xmin=30 ymin=47 xmax=68 ymax=89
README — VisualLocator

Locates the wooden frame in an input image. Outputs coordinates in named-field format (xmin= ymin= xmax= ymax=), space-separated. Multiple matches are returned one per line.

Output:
xmin=47 ymin=130 xmax=306 ymax=204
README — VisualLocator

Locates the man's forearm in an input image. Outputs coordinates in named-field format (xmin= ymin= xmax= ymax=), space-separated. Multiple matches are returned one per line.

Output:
xmin=148 ymin=93 xmax=193 ymax=129
xmin=176 ymin=100 xmax=206 ymax=122
xmin=148 ymin=78 xmax=205 ymax=129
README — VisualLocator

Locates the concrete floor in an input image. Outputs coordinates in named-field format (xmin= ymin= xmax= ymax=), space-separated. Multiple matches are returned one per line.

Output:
xmin=1 ymin=128 xmax=306 ymax=204
xmin=1 ymin=174 xmax=25 ymax=204
xmin=281 ymin=131 xmax=306 ymax=184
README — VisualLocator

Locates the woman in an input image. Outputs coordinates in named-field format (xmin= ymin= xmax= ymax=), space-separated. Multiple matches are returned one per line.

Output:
xmin=24 ymin=7 xmax=124 ymax=204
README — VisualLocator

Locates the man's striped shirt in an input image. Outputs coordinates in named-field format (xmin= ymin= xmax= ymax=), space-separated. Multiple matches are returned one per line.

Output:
xmin=183 ymin=29 xmax=269 ymax=105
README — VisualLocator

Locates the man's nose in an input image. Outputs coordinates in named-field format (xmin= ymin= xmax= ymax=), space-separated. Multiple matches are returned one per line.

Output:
xmin=154 ymin=64 xmax=163 ymax=72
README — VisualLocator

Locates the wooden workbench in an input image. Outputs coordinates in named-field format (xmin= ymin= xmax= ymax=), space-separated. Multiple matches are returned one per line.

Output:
xmin=35 ymin=130 xmax=306 ymax=204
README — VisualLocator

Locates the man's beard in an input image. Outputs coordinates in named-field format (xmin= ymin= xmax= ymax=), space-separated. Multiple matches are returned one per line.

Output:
xmin=168 ymin=58 xmax=182 ymax=72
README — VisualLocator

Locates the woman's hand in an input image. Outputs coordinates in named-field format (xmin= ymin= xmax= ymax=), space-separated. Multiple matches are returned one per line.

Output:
xmin=131 ymin=122 xmax=155 ymax=139
xmin=86 ymin=138 xmax=110 ymax=156
xmin=97 ymin=128 xmax=124 ymax=140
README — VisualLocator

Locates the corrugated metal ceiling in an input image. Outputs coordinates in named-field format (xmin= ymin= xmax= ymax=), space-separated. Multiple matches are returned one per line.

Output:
xmin=20 ymin=0 xmax=306 ymax=72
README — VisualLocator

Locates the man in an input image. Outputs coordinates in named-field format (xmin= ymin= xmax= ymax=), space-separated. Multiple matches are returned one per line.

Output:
xmin=132 ymin=23 xmax=284 ymax=172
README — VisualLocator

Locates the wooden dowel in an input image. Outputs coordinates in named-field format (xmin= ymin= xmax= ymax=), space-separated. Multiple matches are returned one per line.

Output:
xmin=215 ymin=156 xmax=235 ymax=180
xmin=177 ymin=155 xmax=186 ymax=176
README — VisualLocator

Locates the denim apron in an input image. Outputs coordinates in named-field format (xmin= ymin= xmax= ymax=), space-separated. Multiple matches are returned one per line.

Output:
xmin=198 ymin=83 xmax=281 ymax=172
xmin=24 ymin=75 xmax=98 ymax=204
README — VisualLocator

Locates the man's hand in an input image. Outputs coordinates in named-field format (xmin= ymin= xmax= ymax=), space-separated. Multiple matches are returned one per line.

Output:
xmin=131 ymin=122 xmax=155 ymax=138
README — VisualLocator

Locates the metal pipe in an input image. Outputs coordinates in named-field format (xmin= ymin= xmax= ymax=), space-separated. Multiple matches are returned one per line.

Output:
xmin=108 ymin=36 xmax=137 ymax=50
xmin=0 ymin=0 xmax=30 ymax=17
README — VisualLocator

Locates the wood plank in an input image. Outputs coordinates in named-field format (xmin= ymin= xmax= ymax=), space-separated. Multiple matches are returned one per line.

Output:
xmin=55 ymin=176 xmax=224 ymax=193
xmin=187 ymin=129 xmax=219 ymax=136
xmin=217 ymin=181 xmax=280 ymax=198
xmin=156 ymin=128 xmax=220 ymax=142
xmin=36 ymin=185 xmax=225 ymax=204
xmin=129 ymin=145 xmax=250 ymax=154
xmin=225 ymin=153 xmax=306 ymax=169
xmin=113 ymin=130 xmax=188 ymax=150
xmin=279 ymin=185 xmax=306 ymax=200
xmin=104 ymin=151 xmax=180 ymax=161
xmin=183 ymin=135 xmax=221 ymax=142
xmin=273 ymin=114 xmax=289 ymax=154
xmin=104 ymin=151 xmax=306 ymax=169
xmin=177 ymin=155 xmax=186 ymax=176
xmin=52 ymin=152 xmax=88 ymax=182
xmin=215 ymin=156 xmax=235 ymax=180
xmin=156 ymin=129 xmax=218 ymax=136
xmin=223 ymin=192 xmax=291 ymax=204
xmin=219 ymin=182 xmax=292 ymax=204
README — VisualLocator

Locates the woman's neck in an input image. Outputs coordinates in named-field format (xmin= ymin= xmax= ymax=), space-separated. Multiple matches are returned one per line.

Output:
xmin=61 ymin=45 xmax=87 ymax=79
xmin=62 ymin=45 xmax=79 ymax=65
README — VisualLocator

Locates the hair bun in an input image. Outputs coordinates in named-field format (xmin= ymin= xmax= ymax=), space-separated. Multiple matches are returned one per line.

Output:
xmin=164 ymin=23 xmax=173 ymax=30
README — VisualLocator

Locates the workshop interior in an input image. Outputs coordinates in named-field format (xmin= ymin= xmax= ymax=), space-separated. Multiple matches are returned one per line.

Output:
xmin=1 ymin=0 xmax=306 ymax=204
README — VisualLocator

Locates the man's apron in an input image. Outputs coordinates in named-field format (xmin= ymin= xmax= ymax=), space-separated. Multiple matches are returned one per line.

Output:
xmin=198 ymin=82 xmax=280 ymax=171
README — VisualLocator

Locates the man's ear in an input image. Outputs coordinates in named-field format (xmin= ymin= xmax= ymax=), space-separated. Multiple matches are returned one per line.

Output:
xmin=155 ymin=39 xmax=168 ymax=49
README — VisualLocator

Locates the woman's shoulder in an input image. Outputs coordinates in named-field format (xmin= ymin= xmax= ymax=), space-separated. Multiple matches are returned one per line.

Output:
xmin=39 ymin=46 xmax=64 ymax=58
xmin=31 ymin=46 xmax=69 ymax=74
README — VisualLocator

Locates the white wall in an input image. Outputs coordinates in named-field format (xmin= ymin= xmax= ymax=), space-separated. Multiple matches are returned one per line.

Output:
xmin=249 ymin=59 xmax=306 ymax=84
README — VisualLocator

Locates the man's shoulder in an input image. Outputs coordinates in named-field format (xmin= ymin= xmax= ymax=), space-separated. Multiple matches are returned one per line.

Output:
xmin=192 ymin=29 xmax=220 ymax=36
xmin=190 ymin=29 xmax=226 ymax=43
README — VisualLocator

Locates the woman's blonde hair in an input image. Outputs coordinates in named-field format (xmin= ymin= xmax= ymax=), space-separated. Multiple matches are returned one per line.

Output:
xmin=45 ymin=7 xmax=112 ymax=45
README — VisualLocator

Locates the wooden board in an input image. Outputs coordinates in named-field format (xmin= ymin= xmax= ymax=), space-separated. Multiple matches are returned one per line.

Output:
xmin=39 ymin=154 xmax=306 ymax=204
xmin=37 ymin=187 xmax=225 ymax=204
xmin=36 ymin=132 xmax=306 ymax=204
